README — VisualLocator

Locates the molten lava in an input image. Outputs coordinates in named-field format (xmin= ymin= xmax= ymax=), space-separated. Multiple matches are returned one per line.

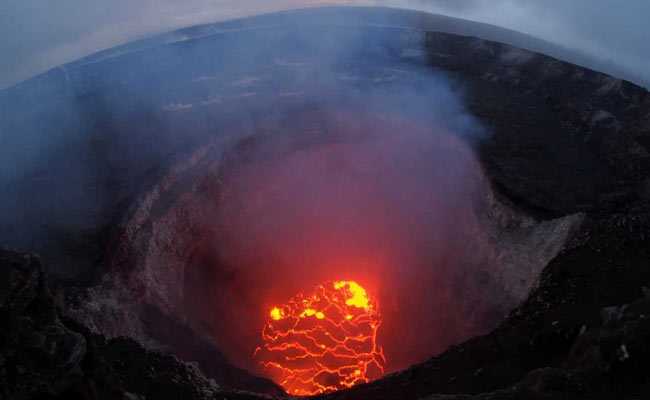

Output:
xmin=254 ymin=280 xmax=385 ymax=395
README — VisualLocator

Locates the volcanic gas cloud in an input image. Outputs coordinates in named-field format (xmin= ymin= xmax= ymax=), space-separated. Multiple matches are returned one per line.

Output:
xmin=254 ymin=280 xmax=385 ymax=395
xmin=206 ymin=107 xmax=494 ymax=377
xmin=181 ymin=78 xmax=505 ymax=396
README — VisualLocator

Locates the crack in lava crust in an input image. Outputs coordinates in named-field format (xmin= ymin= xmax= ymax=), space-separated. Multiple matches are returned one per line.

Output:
xmin=254 ymin=280 xmax=385 ymax=395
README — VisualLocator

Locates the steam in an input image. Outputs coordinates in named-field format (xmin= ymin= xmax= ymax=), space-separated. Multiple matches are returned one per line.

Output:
xmin=1 ymin=5 xmax=562 ymax=383
xmin=185 ymin=67 xmax=498 ymax=373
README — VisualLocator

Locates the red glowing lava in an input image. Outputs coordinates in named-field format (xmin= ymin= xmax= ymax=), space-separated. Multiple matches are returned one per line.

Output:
xmin=254 ymin=280 xmax=385 ymax=396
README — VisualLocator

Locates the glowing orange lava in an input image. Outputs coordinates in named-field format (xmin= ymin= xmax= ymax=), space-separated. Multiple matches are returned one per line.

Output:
xmin=254 ymin=280 xmax=386 ymax=396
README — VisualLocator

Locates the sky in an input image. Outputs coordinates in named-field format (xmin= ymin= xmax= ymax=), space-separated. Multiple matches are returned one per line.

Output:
xmin=1 ymin=0 xmax=648 ymax=89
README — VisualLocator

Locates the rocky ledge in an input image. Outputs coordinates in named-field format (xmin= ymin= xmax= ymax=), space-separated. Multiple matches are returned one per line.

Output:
xmin=0 ymin=249 xmax=271 ymax=400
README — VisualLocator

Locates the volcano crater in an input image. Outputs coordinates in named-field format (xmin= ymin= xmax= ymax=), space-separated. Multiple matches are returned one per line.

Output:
xmin=2 ymin=6 xmax=650 ymax=400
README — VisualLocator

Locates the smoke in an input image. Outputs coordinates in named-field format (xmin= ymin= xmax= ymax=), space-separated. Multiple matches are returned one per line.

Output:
xmin=1 ymin=4 xmax=557 ymax=382
xmin=178 ymin=65 xmax=499 ymax=373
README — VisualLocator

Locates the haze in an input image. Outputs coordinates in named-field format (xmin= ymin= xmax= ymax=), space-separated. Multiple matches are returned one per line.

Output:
xmin=1 ymin=0 xmax=649 ymax=89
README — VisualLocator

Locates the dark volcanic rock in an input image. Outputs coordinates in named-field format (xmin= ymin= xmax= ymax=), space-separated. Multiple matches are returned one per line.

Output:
xmin=138 ymin=304 xmax=285 ymax=396
xmin=0 ymin=248 xmax=272 ymax=400
xmin=426 ymin=34 xmax=650 ymax=217
xmin=0 ymin=251 xmax=86 ymax=400
xmin=320 ymin=213 xmax=650 ymax=400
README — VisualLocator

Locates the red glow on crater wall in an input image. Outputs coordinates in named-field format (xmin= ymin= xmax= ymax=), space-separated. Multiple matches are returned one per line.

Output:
xmin=195 ymin=111 xmax=493 ymax=385
xmin=254 ymin=280 xmax=385 ymax=396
